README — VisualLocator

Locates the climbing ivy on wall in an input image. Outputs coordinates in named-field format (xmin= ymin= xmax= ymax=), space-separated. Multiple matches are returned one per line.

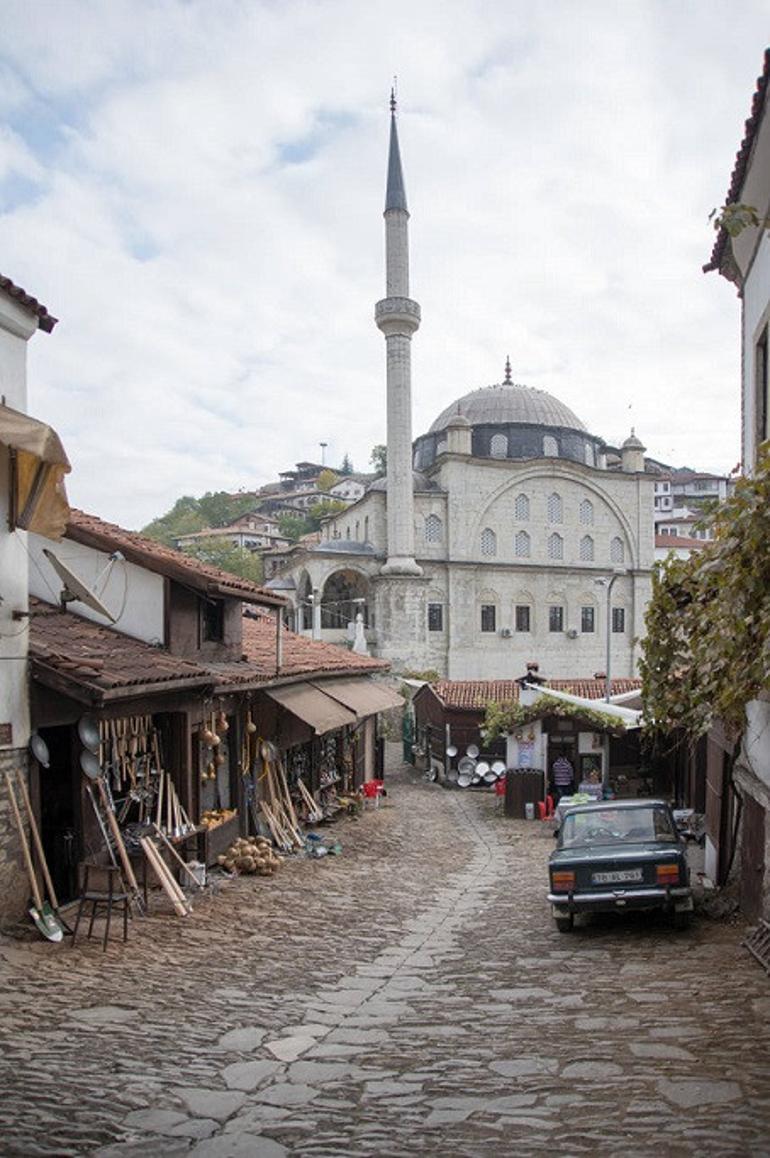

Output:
xmin=482 ymin=694 xmax=627 ymax=742
xmin=639 ymin=444 xmax=770 ymax=740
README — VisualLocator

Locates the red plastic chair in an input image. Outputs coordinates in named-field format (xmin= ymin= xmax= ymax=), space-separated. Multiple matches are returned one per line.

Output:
xmin=362 ymin=779 xmax=384 ymax=807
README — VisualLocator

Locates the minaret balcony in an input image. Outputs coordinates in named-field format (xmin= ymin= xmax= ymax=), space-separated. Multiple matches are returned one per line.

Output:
xmin=375 ymin=296 xmax=421 ymax=336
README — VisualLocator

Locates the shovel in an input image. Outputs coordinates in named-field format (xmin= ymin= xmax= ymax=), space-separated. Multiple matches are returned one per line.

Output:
xmin=4 ymin=772 xmax=64 ymax=942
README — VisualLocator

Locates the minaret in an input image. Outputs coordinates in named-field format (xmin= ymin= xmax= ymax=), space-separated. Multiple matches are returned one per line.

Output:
xmin=375 ymin=90 xmax=422 ymax=576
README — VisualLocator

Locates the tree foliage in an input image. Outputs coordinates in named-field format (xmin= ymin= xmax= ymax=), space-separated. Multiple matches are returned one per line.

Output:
xmin=308 ymin=498 xmax=347 ymax=526
xmin=142 ymin=491 xmax=255 ymax=546
xmin=339 ymin=453 xmax=354 ymax=476
xmin=180 ymin=537 xmax=265 ymax=584
xmin=639 ymin=445 xmax=770 ymax=739
xmin=278 ymin=512 xmax=312 ymax=542
xmin=370 ymin=444 xmax=387 ymax=475
xmin=316 ymin=469 xmax=339 ymax=493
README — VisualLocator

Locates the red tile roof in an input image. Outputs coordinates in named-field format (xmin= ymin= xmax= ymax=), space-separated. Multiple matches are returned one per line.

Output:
xmin=28 ymin=598 xmax=388 ymax=704
xmin=29 ymin=598 xmax=212 ymax=699
xmin=238 ymin=614 xmax=388 ymax=681
xmin=655 ymin=534 xmax=707 ymax=550
xmin=67 ymin=509 xmax=285 ymax=607
xmin=0 ymin=273 xmax=58 ymax=332
xmin=705 ymin=47 xmax=770 ymax=274
xmin=426 ymin=678 xmax=642 ymax=711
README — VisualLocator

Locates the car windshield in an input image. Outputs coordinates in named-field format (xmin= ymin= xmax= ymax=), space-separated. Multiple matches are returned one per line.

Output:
xmin=559 ymin=805 xmax=678 ymax=849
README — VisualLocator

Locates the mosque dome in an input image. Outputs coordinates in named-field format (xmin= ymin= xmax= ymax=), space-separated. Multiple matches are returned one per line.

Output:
xmin=412 ymin=370 xmax=603 ymax=474
xmin=429 ymin=383 xmax=587 ymax=435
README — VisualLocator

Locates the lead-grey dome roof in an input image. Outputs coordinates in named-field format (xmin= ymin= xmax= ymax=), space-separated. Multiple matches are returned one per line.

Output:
xmin=428 ymin=383 xmax=587 ymax=435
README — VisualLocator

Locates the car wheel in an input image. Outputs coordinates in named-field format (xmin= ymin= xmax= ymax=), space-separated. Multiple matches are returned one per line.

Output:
xmin=554 ymin=912 xmax=574 ymax=933
xmin=672 ymin=910 xmax=692 ymax=930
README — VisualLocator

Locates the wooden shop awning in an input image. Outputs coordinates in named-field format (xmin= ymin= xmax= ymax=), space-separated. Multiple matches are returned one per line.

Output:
xmin=0 ymin=403 xmax=71 ymax=540
xmin=312 ymin=677 xmax=404 ymax=719
xmin=264 ymin=682 xmax=357 ymax=735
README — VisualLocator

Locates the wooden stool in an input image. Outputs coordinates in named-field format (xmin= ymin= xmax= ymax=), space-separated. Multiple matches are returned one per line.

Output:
xmin=72 ymin=863 xmax=130 ymax=950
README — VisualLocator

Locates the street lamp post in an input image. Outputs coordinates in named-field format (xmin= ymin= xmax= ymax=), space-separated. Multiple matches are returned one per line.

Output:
xmin=595 ymin=570 xmax=624 ymax=702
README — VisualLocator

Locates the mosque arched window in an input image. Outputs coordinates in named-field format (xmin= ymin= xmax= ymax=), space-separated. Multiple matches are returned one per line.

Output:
xmin=364 ymin=516 xmax=369 ymax=541
xmin=490 ymin=433 xmax=508 ymax=459
xmin=548 ymin=533 xmax=564 ymax=561
xmin=543 ymin=435 xmax=558 ymax=457
xmin=514 ymin=530 xmax=531 ymax=558
xmin=579 ymin=534 xmax=594 ymax=562
xmin=514 ymin=493 xmax=530 ymax=521
xmin=579 ymin=499 xmax=594 ymax=526
xmin=610 ymin=536 xmax=625 ymax=564
xmin=424 ymin=514 xmax=443 ymax=543
xmin=480 ymin=527 xmax=497 ymax=557
xmin=547 ymin=493 xmax=563 ymax=524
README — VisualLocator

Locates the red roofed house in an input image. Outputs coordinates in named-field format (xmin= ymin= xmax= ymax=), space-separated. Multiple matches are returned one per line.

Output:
xmin=413 ymin=674 xmax=645 ymax=804
xmin=11 ymin=509 xmax=401 ymax=921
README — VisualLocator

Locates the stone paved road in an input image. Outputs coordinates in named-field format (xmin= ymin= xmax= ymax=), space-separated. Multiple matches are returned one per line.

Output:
xmin=0 ymin=767 xmax=768 ymax=1157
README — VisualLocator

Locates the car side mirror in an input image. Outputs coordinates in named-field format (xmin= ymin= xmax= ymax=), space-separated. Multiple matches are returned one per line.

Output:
xmin=553 ymin=828 xmax=560 ymax=839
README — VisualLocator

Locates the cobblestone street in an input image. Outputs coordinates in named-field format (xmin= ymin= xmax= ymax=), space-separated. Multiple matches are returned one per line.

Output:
xmin=0 ymin=767 xmax=768 ymax=1157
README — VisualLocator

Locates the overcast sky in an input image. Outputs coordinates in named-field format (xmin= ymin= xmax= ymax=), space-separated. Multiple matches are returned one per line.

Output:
xmin=1 ymin=1 xmax=768 ymax=529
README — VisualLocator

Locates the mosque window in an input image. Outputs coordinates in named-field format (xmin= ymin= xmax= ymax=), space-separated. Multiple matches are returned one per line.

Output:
xmin=364 ymin=516 xmax=369 ymax=541
xmin=548 ymin=605 xmax=564 ymax=632
xmin=514 ymin=493 xmax=530 ymax=521
xmin=543 ymin=435 xmax=558 ymax=457
xmin=355 ymin=520 xmax=360 ymax=540
xmin=490 ymin=433 xmax=508 ymax=459
xmin=581 ymin=606 xmax=595 ymax=633
xmin=610 ymin=536 xmax=625 ymax=564
xmin=514 ymin=530 xmax=530 ymax=558
xmin=579 ymin=535 xmax=594 ymax=562
xmin=547 ymin=493 xmax=562 ymax=524
xmin=480 ymin=604 xmax=497 ymax=632
xmin=579 ymin=499 xmax=594 ymax=525
xmin=481 ymin=527 xmax=497 ymax=557
xmin=612 ymin=607 xmax=626 ymax=633
xmin=548 ymin=532 xmax=563 ymax=560
xmin=515 ymin=604 xmax=531 ymax=632
xmin=425 ymin=514 xmax=443 ymax=543
xmin=428 ymin=603 xmax=444 ymax=632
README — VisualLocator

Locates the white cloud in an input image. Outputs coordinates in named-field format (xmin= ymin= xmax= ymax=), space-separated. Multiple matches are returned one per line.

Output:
xmin=1 ymin=0 xmax=767 ymax=526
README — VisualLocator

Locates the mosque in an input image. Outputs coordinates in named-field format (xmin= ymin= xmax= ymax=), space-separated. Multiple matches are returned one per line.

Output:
xmin=266 ymin=97 xmax=654 ymax=680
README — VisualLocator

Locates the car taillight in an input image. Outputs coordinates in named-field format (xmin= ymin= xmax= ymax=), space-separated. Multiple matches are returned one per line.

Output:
xmin=551 ymin=870 xmax=575 ymax=892
xmin=656 ymin=864 xmax=680 ymax=885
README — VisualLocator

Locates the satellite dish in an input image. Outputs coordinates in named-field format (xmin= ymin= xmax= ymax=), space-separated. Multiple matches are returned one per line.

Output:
xmin=42 ymin=549 xmax=116 ymax=623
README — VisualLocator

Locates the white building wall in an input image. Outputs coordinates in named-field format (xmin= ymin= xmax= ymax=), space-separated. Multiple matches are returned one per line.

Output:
xmin=0 ymin=299 xmax=38 ymax=750
xmin=742 ymin=237 xmax=770 ymax=468
xmin=27 ymin=534 xmax=166 ymax=645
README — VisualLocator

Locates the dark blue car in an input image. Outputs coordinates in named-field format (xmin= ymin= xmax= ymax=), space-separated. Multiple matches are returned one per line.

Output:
xmin=548 ymin=799 xmax=693 ymax=933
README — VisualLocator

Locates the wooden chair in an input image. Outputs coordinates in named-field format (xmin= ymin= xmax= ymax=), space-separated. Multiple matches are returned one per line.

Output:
xmin=72 ymin=863 xmax=130 ymax=950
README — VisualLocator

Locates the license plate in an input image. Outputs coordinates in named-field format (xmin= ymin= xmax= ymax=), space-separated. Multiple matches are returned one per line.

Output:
xmin=592 ymin=868 xmax=643 ymax=884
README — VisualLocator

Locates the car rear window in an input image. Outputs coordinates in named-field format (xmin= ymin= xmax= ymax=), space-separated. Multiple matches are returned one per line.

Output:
xmin=560 ymin=806 xmax=678 ymax=849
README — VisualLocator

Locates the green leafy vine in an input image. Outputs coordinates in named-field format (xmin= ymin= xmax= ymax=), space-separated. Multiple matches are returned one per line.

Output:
xmin=639 ymin=444 xmax=770 ymax=739
xmin=482 ymin=693 xmax=627 ymax=742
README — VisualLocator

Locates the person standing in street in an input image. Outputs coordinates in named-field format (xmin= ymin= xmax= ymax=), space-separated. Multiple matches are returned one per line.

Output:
xmin=552 ymin=754 xmax=575 ymax=801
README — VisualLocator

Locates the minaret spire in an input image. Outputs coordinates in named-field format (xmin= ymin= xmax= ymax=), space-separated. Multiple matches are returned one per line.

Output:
xmin=504 ymin=356 xmax=512 ymax=385
xmin=375 ymin=90 xmax=422 ymax=577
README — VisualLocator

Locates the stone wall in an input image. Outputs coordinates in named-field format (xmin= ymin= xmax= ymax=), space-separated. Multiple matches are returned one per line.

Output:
xmin=0 ymin=748 xmax=32 ymax=929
